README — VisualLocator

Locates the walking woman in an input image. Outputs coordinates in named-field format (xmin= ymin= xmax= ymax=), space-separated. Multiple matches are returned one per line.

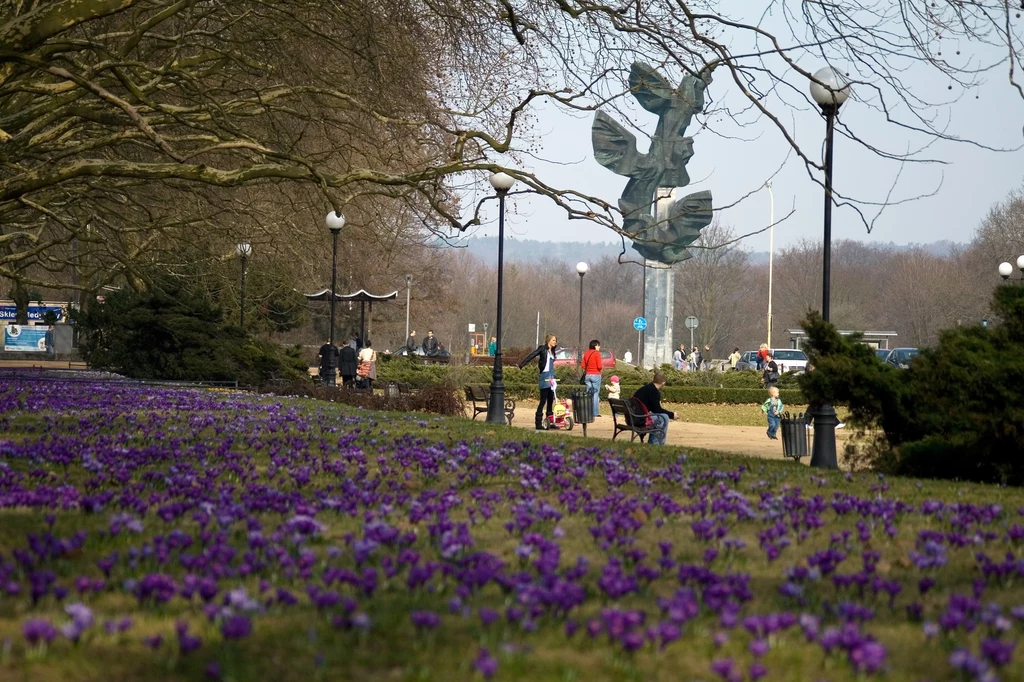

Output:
xmin=581 ymin=339 xmax=604 ymax=418
xmin=519 ymin=333 xmax=558 ymax=431
xmin=357 ymin=340 xmax=377 ymax=390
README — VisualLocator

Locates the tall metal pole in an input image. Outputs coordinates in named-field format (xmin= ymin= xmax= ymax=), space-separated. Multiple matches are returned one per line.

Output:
xmin=810 ymin=104 xmax=840 ymax=470
xmin=404 ymin=274 xmax=412 ymax=342
xmin=486 ymin=190 xmax=509 ymax=424
xmin=240 ymin=255 xmax=247 ymax=328
xmin=577 ymin=272 xmax=585 ymax=366
xmin=535 ymin=312 xmax=540 ymax=347
xmin=766 ymin=181 xmax=775 ymax=347
xmin=821 ymin=107 xmax=836 ymax=323
xmin=329 ymin=227 xmax=340 ymax=346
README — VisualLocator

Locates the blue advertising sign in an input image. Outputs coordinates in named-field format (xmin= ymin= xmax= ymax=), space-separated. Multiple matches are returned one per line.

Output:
xmin=4 ymin=325 xmax=49 ymax=352
xmin=633 ymin=317 xmax=647 ymax=331
xmin=0 ymin=301 xmax=69 ymax=323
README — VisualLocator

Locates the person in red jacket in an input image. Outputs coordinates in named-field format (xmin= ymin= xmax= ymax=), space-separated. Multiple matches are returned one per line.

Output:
xmin=581 ymin=339 xmax=604 ymax=418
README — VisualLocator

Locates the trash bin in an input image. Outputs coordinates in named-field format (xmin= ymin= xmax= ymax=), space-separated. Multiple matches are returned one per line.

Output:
xmin=385 ymin=381 xmax=401 ymax=399
xmin=570 ymin=388 xmax=595 ymax=436
xmin=780 ymin=412 xmax=809 ymax=461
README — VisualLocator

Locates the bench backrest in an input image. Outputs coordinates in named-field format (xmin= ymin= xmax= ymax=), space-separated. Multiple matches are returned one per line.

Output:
xmin=608 ymin=398 xmax=630 ymax=422
xmin=467 ymin=385 xmax=489 ymax=401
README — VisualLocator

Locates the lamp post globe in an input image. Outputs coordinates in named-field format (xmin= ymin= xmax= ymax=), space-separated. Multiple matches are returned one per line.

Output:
xmin=807 ymin=65 xmax=851 ymax=473
xmin=1016 ymin=255 xmax=1024 ymax=274
xmin=489 ymin=172 xmax=515 ymax=193
xmin=809 ymin=67 xmax=851 ymax=109
xmin=236 ymin=242 xmax=251 ymax=327
xmin=486 ymin=171 xmax=515 ymax=424
xmin=999 ymin=262 xmax=1013 ymax=280
xmin=325 ymin=211 xmax=345 ymax=346
xmin=326 ymin=211 xmax=346 ymax=232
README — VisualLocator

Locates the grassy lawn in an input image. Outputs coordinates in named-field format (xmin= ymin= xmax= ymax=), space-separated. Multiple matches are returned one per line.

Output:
xmin=667 ymin=403 xmax=852 ymax=427
xmin=0 ymin=377 xmax=1019 ymax=681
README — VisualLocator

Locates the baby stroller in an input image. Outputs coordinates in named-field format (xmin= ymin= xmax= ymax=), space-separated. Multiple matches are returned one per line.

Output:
xmin=546 ymin=381 xmax=575 ymax=431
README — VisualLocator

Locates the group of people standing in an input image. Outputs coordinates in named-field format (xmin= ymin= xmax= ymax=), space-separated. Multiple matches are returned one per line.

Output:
xmin=520 ymin=335 xmax=676 ymax=445
xmin=672 ymin=343 xmax=713 ymax=371
xmin=317 ymin=337 xmax=378 ymax=389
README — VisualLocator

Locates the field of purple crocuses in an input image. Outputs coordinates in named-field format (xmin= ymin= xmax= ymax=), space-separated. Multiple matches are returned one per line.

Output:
xmin=2 ymin=375 xmax=1024 ymax=681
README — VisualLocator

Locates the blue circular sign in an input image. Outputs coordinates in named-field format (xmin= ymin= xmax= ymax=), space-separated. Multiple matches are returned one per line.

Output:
xmin=633 ymin=317 xmax=647 ymax=331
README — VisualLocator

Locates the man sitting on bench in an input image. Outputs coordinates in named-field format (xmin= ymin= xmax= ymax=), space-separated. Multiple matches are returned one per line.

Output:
xmin=631 ymin=372 xmax=676 ymax=445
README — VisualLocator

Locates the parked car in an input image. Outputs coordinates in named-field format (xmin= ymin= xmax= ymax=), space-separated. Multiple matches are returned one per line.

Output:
xmin=599 ymin=349 xmax=617 ymax=368
xmin=885 ymin=347 xmax=919 ymax=369
xmin=771 ymin=348 xmax=809 ymax=373
xmin=393 ymin=345 xmax=425 ymax=357
xmin=553 ymin=348 xmax=577 ymax=367
xmin=874 ymin=349 xmax=891 ymax=361
xmin=735 ymin=351 xmax=759 ymax=371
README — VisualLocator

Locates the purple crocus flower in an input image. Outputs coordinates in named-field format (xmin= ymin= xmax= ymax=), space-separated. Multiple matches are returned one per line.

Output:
xmin=473 ymin=648 xmax=498 ymax=679
xmin=220 ymin=614 xmax=252 ymax=640
xmin=23 ymin=619 xmax=57 ymax=645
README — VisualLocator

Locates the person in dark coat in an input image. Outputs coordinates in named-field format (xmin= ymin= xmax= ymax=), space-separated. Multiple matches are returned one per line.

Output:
xmin=630 ymin=372 xmax=675 ymax=444
xmin=339 ymin=341 xmax=358 ymax=388
xmin=317 ymin=338 xmax=338 ymax=386
xmin=519 ymin=333 xmax=559 ymax=431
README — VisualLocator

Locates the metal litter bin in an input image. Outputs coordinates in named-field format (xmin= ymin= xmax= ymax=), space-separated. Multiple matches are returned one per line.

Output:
xmin=385 ymin=381 xmax=401 ymax=399
xmin=570 ymin=388 xmax=595 ymax=437
xmin=780 ymin=412 xmax=809 ymax=461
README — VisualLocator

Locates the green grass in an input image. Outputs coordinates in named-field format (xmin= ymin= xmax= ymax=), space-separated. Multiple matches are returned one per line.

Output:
xmin=0 ymin=389 xmax=1019 ymax=682
xmin=666 ymin=403 xmax=851 ymax=427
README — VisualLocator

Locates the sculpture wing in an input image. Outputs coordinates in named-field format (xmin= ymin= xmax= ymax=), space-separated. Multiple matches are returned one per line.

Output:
xmin=592 ymin=110 xmax=641 ymax=175
xmin=629 ymin=62 xmax=675 ymax=114
xmin=630 ymin=190 xmax=713 ymax=265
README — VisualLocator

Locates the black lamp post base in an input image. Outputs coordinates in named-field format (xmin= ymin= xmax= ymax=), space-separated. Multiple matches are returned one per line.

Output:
xmin=485 ymin=352 xmax=508 ymax=424
xmin=810 ymin=403 xmax=839 ymax=470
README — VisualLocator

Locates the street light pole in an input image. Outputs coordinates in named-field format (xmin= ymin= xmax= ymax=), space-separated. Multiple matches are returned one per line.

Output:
xmin=766 ymin=181 xmax=775 ymax=348
xmin=486 ymin=172 xmax=515 ymax=424
xmin=236 ymin=243 xmax=251 ymax=327
xmin=404 ymin=274 xmax=412 ymax=342
xmin=808 ymin=66 xmax=850 ymax=471
xmin=576 ymin=262 xmax=588 ymax=366
xmin=326 ymin=211 xmax=346 ymax=346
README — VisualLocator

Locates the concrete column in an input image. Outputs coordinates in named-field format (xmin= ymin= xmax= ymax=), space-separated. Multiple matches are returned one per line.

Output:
xmin=642 ymin=189 xmax=675 ymax=368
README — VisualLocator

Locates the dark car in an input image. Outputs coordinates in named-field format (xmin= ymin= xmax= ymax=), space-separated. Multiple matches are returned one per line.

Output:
xmin=885 ymin=347 xmax=919 ymax=369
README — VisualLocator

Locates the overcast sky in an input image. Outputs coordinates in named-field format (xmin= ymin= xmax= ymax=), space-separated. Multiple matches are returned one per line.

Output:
xmin=464 ymin=18 xmax=1024 ymax=255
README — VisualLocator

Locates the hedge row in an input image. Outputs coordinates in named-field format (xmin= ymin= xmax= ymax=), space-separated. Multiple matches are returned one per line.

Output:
xmin=465 ymin=383 xmax=806 ymax=405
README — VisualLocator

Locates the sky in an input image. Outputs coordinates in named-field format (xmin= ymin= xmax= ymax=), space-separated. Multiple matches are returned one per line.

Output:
xmin=463 ymin=11 xmax=1024 ymax=256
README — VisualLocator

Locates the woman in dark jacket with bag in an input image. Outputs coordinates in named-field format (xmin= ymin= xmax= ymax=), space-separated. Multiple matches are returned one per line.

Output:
xmin=519 ymin=333 xmax=558 ymax=431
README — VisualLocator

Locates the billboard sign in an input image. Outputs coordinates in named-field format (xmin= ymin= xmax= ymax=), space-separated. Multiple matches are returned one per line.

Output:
xmin=4 ymin=325 xmax=49 ymax=352
xmin=0 ymin=301 xmax=70 ymax=323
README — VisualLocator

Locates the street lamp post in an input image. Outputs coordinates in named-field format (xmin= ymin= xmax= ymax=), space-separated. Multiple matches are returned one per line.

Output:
xmin=483 ymin=322 xmax=489 ymax=355
xmin=486 ymin=172 xmax=515 ymax=424
xmin=808 ymin=66 xmax=850 ymax=471
xmin=765 ymin=181 xmax=775 ymax=348
xmin=404 ymin=274 xmax=413 ymax=342
xmin=325 ymin=211 xmax=346 ymax=346
xmin=576 ymin=262 xmax=589 ymax=365
xmin=236 ymin=242 xmax=251 ymax=328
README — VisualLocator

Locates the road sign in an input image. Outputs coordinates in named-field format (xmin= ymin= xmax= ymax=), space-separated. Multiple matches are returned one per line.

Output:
xmin=633 ymin=317 xmax=647 ymax=331
xmin=468 ymin=323 xmax=476 ymax=332
xmin=684 ymin=316 xmax=699 ymax=330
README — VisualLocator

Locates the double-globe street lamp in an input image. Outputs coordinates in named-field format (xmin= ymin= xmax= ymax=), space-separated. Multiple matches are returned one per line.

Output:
xmin=998 ymin=256 xmax=1024 ymax=280
xmin=808 ymin=65 xmax=851 ymax=471
xmin=236 ymin=242 xmax=252 ymax=328
xmin=325 ymin=211 xmax=346 ymax=346
xmin=576 ymin=262 xmax=589 ymax=366
xmin=486 ymin=172 xmax=516 ymax=424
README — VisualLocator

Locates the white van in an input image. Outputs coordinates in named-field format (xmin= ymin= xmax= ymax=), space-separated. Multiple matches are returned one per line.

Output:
xmin=770 ymin=348 xmax=809 ymax=373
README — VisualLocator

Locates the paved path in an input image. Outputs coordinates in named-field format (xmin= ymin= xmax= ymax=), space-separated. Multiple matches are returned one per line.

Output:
xmin=471 ymin=404 xmax=852 ymax=463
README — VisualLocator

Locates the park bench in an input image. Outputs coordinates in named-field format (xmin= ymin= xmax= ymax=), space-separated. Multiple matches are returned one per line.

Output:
xmin=464 ymin=385 xmax=516 ymax=425
xmin=608 ymin=397 xmax=660 ymax=443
